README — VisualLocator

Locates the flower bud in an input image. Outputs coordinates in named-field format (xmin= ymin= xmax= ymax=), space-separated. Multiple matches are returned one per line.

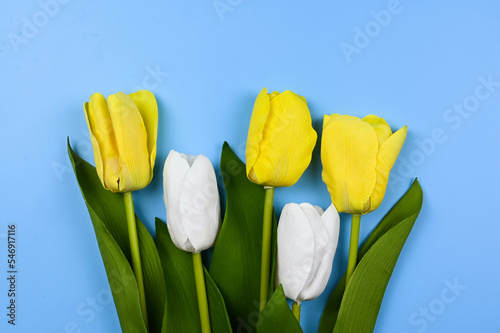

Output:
xmin=245 ymin=88 xmax=317 ymax=187
xmin=163 ymin=150 xmax=221 ymax=253
xmin=84 ymin=90 xmax=158 ymax=192
xmin=276 ymin=203 xmax=340 ymax=302
xmin=321 ymin=114 xmax=407 ymax=214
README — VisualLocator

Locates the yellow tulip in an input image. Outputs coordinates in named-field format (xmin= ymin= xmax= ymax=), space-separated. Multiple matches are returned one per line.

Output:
xmin=84 ymin=90 xmax=158 ymax=193
xmin=321 ymin=114 xmax=407 ymax=214
xmin=245 ymin=88 xmax=317 ymax=187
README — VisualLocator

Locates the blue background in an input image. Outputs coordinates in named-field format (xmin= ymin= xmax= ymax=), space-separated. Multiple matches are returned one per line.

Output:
xmin=1 ymin=0 xmax=499 ymax=332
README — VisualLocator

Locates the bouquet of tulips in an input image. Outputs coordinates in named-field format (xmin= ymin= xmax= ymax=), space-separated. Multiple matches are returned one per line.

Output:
xmin=69 ymin=88 xmax=422 ymax=333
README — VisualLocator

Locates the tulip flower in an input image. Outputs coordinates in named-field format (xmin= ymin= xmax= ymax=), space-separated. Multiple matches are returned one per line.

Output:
xmin=163 ymin=150 xmax=221 ymax=333
xmin=84 ymin=90 xmax=158 ymax=193
xmin=245 ymin=88 xmax=317 ymax=188
xmin=276 ymin=203 xmax=340 ymax=323
xmin=163 ymin=150 xmax=221 ymax=253
xmin=321 ymin=114 xmax=407 ymax=215
xmin=83 ymin=90 xmax=158 ymax=329
xmin=245 ymin=87 xmax=317 ymax=310
xmin=321 ymin=114 xmax=407 ymax=283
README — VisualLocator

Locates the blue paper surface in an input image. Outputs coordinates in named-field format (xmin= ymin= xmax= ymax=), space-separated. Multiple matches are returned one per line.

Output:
xmin=1 ymin=1 xmax=499 ymax=332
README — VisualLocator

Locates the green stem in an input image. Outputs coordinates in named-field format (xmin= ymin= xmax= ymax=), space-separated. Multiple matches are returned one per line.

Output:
xmin=124 ymin=192 xmax=149 ymax=331
xmin=259 ymin=186 xmax=275 ymax=311
xmin=346 ymin=214 xmax=361 ymax=285
xmin=193 ymin=252 xmax=211 ymax=333
xmin=292 ymin=301 xmax=301 ymax=323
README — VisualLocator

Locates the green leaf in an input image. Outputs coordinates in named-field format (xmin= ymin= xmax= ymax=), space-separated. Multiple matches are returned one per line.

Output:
xmin=155 ymin=218 xmax=201 ymax=333
xmin=138 ymin=221 xmax=167 ymax=333
xmin=256 ymin=285 xmax=303 ymax=333
xmin=209 ymin=142 xmax=277 ymax=331
xmin=319 ymin=180 xmax=423 ymax=333
xmin=334 ymin=214 xmax=420 ymax=333
xmin=205 ymin=267 xmax=233 ymax=332
xmin=68 ymin=140 xmax=166 ymax=333
xmin=155 ymin=218 xmax=232 ymax=333
xmin=269 ymin=215 xmax=278 ymax=300
xmin=86 ymin=206 xmax=147 ymax=333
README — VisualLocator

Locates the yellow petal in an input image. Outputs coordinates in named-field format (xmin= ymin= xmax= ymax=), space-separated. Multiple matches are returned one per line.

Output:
xmin=129 ymin=90 xmax=158 ymax=183
xmin=246 ymin=88 xmax=271 ymax=183
xmin=362 ymin=115 xmax=392 ymax=147
xmin=268 ymin=91 xmax=280 ymax=100
xmin=321 ymin=114 xmax=378 ymax=214
xmin=107 ymin=92 xmax=150 ymax=192
xmin=370 ymin=125 xmax=407 ymax=211
xmin=251 ymin=90 xmax=317 ymax=187
xmin=84 ymin=93 xmax=120 ymax=191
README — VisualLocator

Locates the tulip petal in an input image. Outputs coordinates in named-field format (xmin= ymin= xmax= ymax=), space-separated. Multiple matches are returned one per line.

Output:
xmin=268 ymin=91 xmax=280 ymax=100
xmin=251 ymin=90 xmax=317 ymax=187
xmin=178 ymin=154 xmax=221 ymax=253
xmin=277 ymin=203 xmax=315 ymax=301
xmin=370 ymin=126 xmax=408 ymax=211
xmin=296 ymin=203 xmax=329 ymax=301
xmin=312 ymin=205 xmax=325 ymax=216
xmin=163 ymin=150 xmax=191 ymax=251
xmin=107 ymin=92 xmax=150 ymax=192
xmin=84 ymin=102 xmax=104 ymax=187
xmin=129 ymin=90 xmax=158 ymax=183
xmin=84 ymin=93 xmax=120 ymax=191
xmin=301 ymin=204 xmax=340 ymax=300
xmin=246 ymin=88 xmax=271 ymax=183
xmin=321 ymin=204 xmax=340 ymax=243
xmin=321 ymin=114 xmax=378 ymax=213
xmin=362 ymin=115 xmax=392 ymax=147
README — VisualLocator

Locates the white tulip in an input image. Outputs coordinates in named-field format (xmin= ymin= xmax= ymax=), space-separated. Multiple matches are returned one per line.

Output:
xmin=163 ymin=150 xmax=221 ymax=253
xmin=276 ymin=203 xmax=340 ymax=302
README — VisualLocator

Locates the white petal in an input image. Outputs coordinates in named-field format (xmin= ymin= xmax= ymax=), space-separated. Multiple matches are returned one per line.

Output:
xmin=297 ymin=203 xmax=329 ymax=301
xmin=312 ymin=205 xmax=324 ymax=216
xmin=321 ymin=204 xmax=340 ymax=244
xmin=179 ymin=152 xmax=197 ymax=167
xmin=300 ymin=204 xmax=340 ymax=300
xmin=163 ymin=150 xmax=191 ymax=251
xmin=276 ymin=203 xmax=315 ymax=301
xmin=178 ymin=154 xmax=220 ymax=252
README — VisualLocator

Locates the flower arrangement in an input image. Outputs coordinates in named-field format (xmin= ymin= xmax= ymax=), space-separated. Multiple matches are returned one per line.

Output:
xmin=68 ymin=87 xmax=422 ymax=333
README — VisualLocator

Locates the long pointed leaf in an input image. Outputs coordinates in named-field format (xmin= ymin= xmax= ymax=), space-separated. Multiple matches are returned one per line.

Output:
xmin=156 ymin=218 xmax=232 ymax=333
xmin=319 ymin=180 xmax=423 ymax=333
xmin=68 ymin=140 xmax=166 ymax=333
xmin=87 ymin=206 xmax=148 ymax=333
xmin=333 ymin=214 xmax=420 ymax=333
xmin=205 ymin=267 xmax=233 ymax=332
xmin=209 ymin=142 xmax=277 ymax=330
xmin=156 ymin=218 xmax=202 ymax=333
xmin=256 ymin=285 xmax=303 ymax=333
xmin=138 ymin=221 xmax=167 ymax=333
